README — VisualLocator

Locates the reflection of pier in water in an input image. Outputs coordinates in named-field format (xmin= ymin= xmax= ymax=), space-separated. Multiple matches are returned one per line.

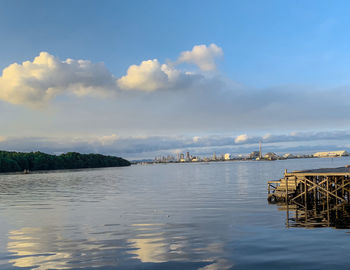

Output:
xmin=268 ymin=166 xmax=350 ymax=228
xmin=276 ymin=202 xmax=350 ymax=228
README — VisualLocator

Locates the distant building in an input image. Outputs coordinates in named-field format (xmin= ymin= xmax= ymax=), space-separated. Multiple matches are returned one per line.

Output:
xmin=264 ymin=152 xmax=279 ymax=160
xmin=212 ymin=152 xmax=217 ymax=161
xmin=259 ymin=141 xmax=262 ymax=159
xmin=224 ymin=153 xmax=231 ymax=160
xmin=250 ymin=151 xmax=260 ymax=159
xmin=283 ymin=153 xmax=295 ymax=159
xmin=313 ymin=151 xmax=348 ymax=158
xmin=186 ymin=152 xmax=190 ymax=161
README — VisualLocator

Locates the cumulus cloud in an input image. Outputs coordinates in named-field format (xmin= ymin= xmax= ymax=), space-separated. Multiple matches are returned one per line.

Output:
xmin=117 ymin=43 xmax=222 ymax=91
xmin=234 ymin=134 xmax=248 ymax=143
xmin=0 ymin=52 xmax=117 ymax=107
xmin=117 ymin=59 xmax=198 ymax=91
xmin=178 ymin=44 xmax=223 ymax=71
xmin=0 ymin=45 xmax=219 ymax=106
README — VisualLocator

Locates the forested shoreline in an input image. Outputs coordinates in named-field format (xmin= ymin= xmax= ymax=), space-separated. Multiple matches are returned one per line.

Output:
xmin=0 ymin=151 xmax=131 ymax=173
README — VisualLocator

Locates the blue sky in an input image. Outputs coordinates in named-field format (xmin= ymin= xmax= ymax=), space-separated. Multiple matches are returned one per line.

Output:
xmin=3 ymin=0 xmax=350 ymax=87
xmin=1 ymin=0 xmax=350 ymax=158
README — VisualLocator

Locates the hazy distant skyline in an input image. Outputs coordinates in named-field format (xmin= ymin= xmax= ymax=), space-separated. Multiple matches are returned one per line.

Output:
xmin=1 ymin=0 xmax=350 ymax=158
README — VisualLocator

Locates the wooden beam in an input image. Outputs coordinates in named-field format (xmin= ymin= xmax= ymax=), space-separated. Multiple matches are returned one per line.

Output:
xmin=291 ymin=178 xmax=327 ymax=202
xmin=304 ymin=178 xmax=345 ymax=202
xmin=291 ymin=190 xmax=306 ymax=202
xmin=331 ymin=181 xmax=350 ymax=194
xmin=286 ymin=172 xmax=350 ymax=177
xmin=327 ymin=178 xmax=330 ymax=226
xmin=286 ymin=176 xmax=289 ymax=203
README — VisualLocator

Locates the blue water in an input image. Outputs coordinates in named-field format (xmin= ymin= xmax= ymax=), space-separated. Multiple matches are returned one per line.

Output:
xmin=0 ymin=158 xmax=350 ymax=269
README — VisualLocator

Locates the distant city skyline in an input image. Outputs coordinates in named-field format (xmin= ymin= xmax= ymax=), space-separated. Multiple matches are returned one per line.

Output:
xmin=1 ymin=0 xmax=350 ymax=159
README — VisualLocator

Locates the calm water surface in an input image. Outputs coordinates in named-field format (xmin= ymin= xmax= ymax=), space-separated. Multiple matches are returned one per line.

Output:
xmin=1 ymin=158 xmax=350 ymax=269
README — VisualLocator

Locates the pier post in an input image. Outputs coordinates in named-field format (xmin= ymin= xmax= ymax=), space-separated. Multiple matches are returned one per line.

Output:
xmin=327 ymin=177 xmax=330 ymax=226
xmin=286 ymin=176 xmax=289 ymax=227
xmin=305 ymin=178 xmax=307 ymax=222
xmin=313 ymin=176 xmax=317 ymax=215
xmin=285 ymin=176 xmax=288 ymax=203
xmin=335 ymin=177 xmax=338 ymax=206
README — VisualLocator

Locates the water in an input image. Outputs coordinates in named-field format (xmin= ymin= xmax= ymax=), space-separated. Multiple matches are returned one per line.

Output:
xmin=1 ymin=158 xmax=350 ymax=269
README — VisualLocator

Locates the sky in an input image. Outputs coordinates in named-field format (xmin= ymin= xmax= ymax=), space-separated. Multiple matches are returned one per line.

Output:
xmin=1 ymin=0 xmax=350 ymax=159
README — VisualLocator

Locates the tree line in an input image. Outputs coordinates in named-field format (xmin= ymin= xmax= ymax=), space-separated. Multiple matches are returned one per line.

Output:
xmin=0 ymin=151 xmax=131 ymax=173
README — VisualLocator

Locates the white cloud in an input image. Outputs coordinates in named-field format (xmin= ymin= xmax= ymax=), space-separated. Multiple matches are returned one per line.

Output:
xmin=117 ymin=59 xmax=169 ymax=91
xmin=117 ymin=44 xmax=223 ymax=92
xmin=262 ymin=133 xmax=272 ymax=140
xmin=98 ymin=134 xmax=119 ymax=145
xmin=193 ymin=136 xmax=200 ymax=143
xmin=0 ymin=45 xmax=221 ymax=106
xmin=234 ymin=134 xmax=248 ymax=143
xmin=178 ymin=44 xmax=223 ymax=71
xmin=117 ymin=59 xmax=199 ymax=91
xmin=0 ymin=52 xmax=117 ymax=107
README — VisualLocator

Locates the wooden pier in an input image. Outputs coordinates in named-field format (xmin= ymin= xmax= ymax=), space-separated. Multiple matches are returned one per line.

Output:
xmin=268 ymin=166 xmax=350 ymax=228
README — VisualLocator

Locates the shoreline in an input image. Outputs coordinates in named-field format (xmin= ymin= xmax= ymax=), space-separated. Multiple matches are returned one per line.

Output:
xmin=0 ymin=165 xmax=131 ymax=176
xmin=136 ymin=156 xmax=350 ymax=165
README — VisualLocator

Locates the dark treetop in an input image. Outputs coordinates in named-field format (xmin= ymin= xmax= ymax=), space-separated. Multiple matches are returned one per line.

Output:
xmin=0 ymin=151 xmax=131 ymax=173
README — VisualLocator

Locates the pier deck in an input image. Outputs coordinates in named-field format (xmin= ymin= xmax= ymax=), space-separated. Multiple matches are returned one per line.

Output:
xmin=267 ymin=166 xmax=350 ymax=228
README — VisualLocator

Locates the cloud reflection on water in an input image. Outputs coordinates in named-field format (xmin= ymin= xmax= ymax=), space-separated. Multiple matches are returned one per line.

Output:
xmin=7 ymin=224 xmax=233 ymax=270
xmin=127 ymin=223 xmax=233 ymax=269
xmin=8 ymin=227 xmax=71 ymax=270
